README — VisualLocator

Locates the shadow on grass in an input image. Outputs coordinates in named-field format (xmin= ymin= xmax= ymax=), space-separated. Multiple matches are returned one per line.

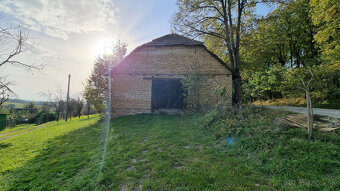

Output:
xmin=2 ymin=121 xmax=105 ymax=191
xmin=0 ymin=142 xmax=12 ymax=149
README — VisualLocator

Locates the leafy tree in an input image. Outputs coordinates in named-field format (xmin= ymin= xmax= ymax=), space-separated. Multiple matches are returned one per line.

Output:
xmin=173 ymin=0 xmax=242 ymax=108
xmin=84 ymin=40 xmax=127 ymax=112
xmin=310 ymin=0 xmax=339 ymax=68
xmin=309 ymin=0 xmax=340 ymax=101
xmin=84 ymin=56 xmax=110 ymax=113
xmin=5 ymin=103 xmax=15 ymax=113
xmin=172 ymin=0 xmax=285 ymax=109
xmin=241 ymin=0 xmax=340 ymax=102
xmin=244 ymin=65 xmax=285 ymax=101
xmin=24 ymin=102 xmax=39 ymax=115
xmin=243 ymin=0 xmax=319 ymax=70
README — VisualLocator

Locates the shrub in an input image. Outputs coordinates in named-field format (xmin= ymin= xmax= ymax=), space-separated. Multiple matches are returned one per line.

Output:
xmin=30 ymin=111 xmax=57 ymax=125
xmin=199 ymin=105 xmax=290 ymax=139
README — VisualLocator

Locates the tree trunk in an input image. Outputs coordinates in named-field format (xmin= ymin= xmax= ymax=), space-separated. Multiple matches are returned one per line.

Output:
xmin=306 ymin=89 xmax=313 ymax=140
xmin=232 ymin=70 xmax=242 ymax=109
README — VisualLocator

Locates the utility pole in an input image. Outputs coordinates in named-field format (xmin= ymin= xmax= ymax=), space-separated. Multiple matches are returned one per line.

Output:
xmin=107 ymin=64 xmax=111 ymax=119
xmin=65 ymin=74 xmax=71 ymax=122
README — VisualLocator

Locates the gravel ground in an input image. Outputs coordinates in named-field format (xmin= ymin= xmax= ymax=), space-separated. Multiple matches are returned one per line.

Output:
xmin=262 ymin=105 xmax=340 ymax=119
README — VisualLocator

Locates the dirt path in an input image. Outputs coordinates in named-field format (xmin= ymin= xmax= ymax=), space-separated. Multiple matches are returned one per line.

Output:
xmin=0 ymin=125 xmax=46 ymax=141
xmin=263 ymin=105 xmax=340 ymax=119
xmin=0 ymin=125 xmax=35 ymax=136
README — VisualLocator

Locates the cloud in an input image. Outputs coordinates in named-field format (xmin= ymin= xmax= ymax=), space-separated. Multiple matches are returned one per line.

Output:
xmin=0 ymin=0 xmax=116 ymax=40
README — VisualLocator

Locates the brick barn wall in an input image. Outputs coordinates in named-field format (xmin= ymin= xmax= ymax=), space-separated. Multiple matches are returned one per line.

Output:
xmin=111 ymin=46 xmax=232 ymax=117
xmin=111 ymin=74 xmax=152 ymax=117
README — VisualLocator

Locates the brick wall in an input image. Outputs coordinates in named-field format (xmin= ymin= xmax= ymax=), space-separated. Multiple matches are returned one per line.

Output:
xmin=111 ymin=45 xmax=232 ymax=117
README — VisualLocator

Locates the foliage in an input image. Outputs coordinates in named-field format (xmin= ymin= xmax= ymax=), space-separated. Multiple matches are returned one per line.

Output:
xmin=283 ymin=65 xmax=340 ymax=100
xmin=84 ymin=40 xmax=127 ymax=113
xmin=23 ymin=102 xmax=39 ymax=116
xmin=242 ymin=0 xmax=319 ymax=70
xmin=30 ymin=111 xmax=57 ymax=125
xmin=240 ymin=0 xmax=339 ymax=105
xmin=83 ymin=56 xmax=111 ymax=113
xmin=310 ymin=0 xmax=340 ymax=67
xmin=46 ymin=89 xmax=66 ymax=121
xmin=243 ymin=65 xmax=285 ymax=101
xmin=172 ymin=0 xmax=270 ymax=106
xmin=181 ymin=60 xmax=207 ymax=111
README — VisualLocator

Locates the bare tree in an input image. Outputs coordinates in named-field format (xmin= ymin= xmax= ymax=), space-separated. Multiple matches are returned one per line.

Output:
xmin=75 ymin=97 xmax=84 ymax=118
xmin=41 ymin=89 xmax=65 ymax=121
xmin=68 ymin=98 xmax=77 ymax=120
xmin=172 ymin=0 xmax=282 ymax=109
xmin=0 ymin=76 xmax=15 ymax=106
xmin=0 ymin=24 xmax=44 ymax=106
xmin=0 ymin=25 xmax=45 ymax=69
xmin=86 ymin=102 xmax=91 ymax=118
xmin=52 ymin=90 xmax=66 ymax=122
xmin=298 ymin=69 xmax=314 ymax=140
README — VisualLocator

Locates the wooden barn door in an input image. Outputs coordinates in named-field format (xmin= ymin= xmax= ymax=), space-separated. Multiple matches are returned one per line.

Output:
xmin=151 ymin=79 xmax=185 ymax=110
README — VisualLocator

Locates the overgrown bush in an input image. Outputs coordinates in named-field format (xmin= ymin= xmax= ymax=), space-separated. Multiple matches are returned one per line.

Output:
xmin=243 ymin=64 xmax=340 ymax=104
xmin=199 ymin=105 xmax=290 ymax=139
xmin=181 ymin=68 xmax=206 ymax=111
xmin=30 ymin=111 xmax=57 ymax=125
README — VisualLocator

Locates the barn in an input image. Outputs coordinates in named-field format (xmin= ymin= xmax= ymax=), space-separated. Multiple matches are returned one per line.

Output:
xmin=110 ymin=34 xmax=232 ymax=117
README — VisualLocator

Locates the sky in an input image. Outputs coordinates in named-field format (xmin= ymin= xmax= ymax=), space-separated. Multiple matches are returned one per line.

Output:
xmin=0 ymin=0 xmax=272 ymax=101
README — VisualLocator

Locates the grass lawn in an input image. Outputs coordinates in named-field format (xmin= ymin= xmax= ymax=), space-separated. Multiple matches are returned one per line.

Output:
xmin=0 ymin=110 xmax=339 ymax=190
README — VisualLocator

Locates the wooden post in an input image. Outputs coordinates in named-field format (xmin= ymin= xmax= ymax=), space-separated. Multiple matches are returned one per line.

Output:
xmin=65 ymin=74 xmax=71 ymax=122
xmin=306 ymin=89 xmax=313 ymax=140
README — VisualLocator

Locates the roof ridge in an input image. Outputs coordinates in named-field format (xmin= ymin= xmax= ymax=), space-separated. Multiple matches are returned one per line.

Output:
xmin=144 ymin=33 xmax=203 ymax=46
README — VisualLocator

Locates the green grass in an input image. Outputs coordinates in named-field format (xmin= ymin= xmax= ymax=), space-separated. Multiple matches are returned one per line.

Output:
xmin=0 ymin=111 xmax=339 ymax=190
xmin=0 ymin=124 xmax=34 ymax=134
xmin=0 ymin=124 xmax=41 ymax=140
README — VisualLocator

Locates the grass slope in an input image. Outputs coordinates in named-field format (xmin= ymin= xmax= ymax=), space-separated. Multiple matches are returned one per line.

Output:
xmin=0 ymin=111 xmax=339 ymax=190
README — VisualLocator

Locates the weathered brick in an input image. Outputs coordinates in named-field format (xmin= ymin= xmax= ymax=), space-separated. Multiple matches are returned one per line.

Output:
xmin=111 ymin=44 xmax=232 ymax=117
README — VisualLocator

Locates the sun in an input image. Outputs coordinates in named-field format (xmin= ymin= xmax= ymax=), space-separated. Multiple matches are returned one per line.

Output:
xmin=93 ymin=37 xmax=115 ymax=57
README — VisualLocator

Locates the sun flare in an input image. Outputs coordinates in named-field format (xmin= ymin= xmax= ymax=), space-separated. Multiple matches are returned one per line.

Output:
xmin=93 ymin=38 xmax=115 ymax=57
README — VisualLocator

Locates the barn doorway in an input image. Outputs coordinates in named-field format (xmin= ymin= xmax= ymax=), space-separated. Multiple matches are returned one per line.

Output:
xmin=151 ymin=78 xmax=185 ymax=111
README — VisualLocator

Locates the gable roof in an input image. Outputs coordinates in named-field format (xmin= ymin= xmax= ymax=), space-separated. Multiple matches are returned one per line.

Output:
xmin=144 ymin=34 xmax=203 ymax=46
xmin=111 ymin=34 xmax=231 ymax=73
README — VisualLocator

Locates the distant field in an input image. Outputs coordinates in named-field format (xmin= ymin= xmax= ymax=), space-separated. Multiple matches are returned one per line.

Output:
xmin=1 ymin=101 xmax=26 ymax=108
xmin=0 ymin=111 xmax=339 ymax=190
xmin=1 ymin=99 xmax=46 ymax=109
